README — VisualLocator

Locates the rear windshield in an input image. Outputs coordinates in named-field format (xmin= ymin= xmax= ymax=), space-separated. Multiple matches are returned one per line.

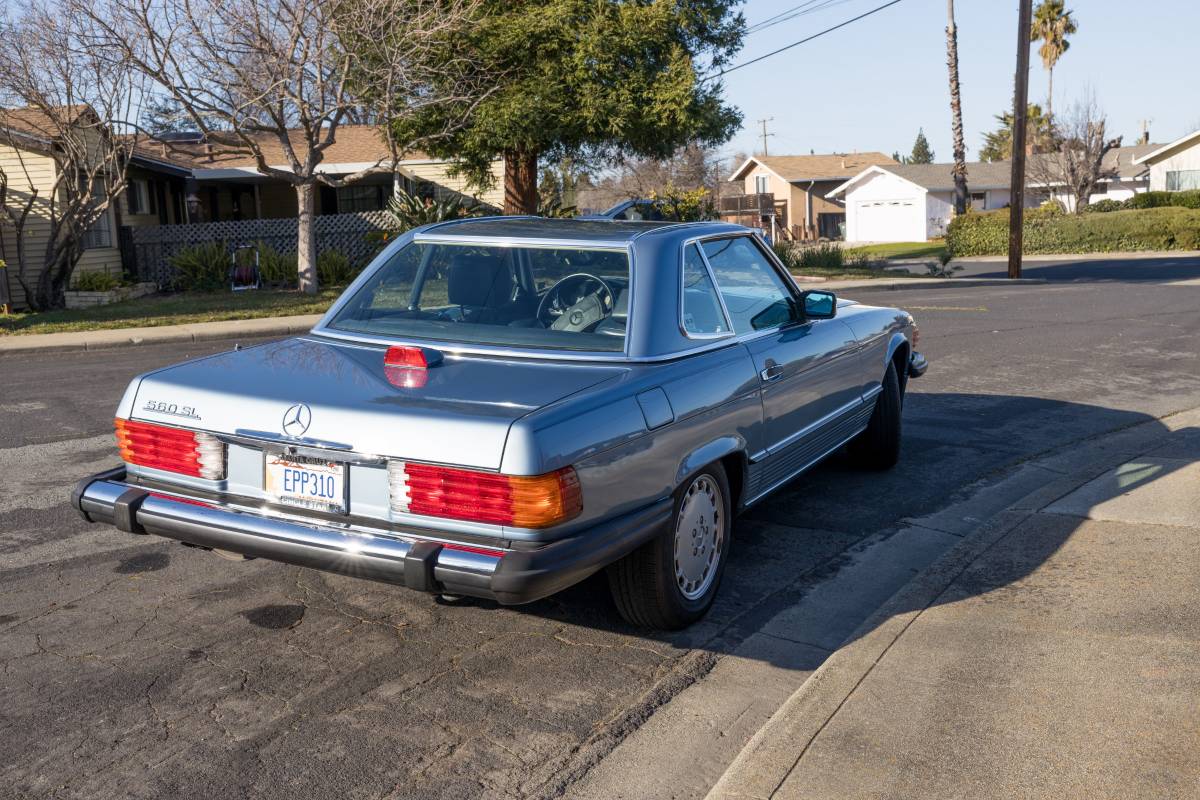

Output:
xmin=327 ymin=242 xmax=630 ymax=352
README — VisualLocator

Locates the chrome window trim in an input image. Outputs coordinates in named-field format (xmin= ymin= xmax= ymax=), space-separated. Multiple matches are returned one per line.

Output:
xmin=678 ymin=239 xmax=736 ymax=341
xmin=694 ymin=232 xmax=804 ymax=341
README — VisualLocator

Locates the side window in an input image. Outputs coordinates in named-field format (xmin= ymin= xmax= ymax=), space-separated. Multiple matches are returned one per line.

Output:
xmin=701 ymin=237 xmax=795 ymax=334
xmin=681 ymin=244 xmax=728 ymax=336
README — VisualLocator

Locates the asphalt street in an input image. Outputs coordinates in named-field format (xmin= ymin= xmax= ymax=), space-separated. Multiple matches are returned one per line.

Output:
xmin=3 ymin=257 xmax=1200 ymax=799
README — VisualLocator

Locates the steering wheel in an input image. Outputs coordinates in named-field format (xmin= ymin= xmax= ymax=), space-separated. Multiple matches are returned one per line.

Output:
xmin=536 ymin=273 xmax=616 ymax=332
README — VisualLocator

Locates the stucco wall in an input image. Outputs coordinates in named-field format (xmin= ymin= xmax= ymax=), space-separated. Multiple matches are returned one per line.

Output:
xmin=1147 ymin=139 xmax=1200 ymax=190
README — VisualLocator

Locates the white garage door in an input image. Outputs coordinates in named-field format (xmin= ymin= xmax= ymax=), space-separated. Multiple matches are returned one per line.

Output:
xmin=854 ymin=199 xmax=920 ymax=243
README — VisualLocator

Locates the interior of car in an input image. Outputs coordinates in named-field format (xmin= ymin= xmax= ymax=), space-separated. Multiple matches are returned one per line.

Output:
xmin=329 ymin=242 xmax=632 ymax=351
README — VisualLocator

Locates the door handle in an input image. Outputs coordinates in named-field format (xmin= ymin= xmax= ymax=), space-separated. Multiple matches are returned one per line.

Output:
xmin=760 ymin=363 xmax=784 ymax=382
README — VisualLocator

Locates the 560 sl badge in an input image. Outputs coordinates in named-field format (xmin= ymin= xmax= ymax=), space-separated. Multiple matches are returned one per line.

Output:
xmin=142 ymin=400 xmax=201 ymax=420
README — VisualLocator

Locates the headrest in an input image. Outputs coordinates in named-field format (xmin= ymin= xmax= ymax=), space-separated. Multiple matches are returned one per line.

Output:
xmin=447 ymin=253 xmax=510 ymax=307
xmin=611 ymin=287 xmax=630 ymax=319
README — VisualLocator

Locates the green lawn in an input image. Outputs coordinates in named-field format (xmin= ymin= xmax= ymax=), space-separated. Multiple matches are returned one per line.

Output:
xmin=0 ymin=289 xmax=343 ymax=336
xmin=789 ymin=266 xmax=916 ymax=280
xmin=850 ymin=241 xmax=948 ymax=260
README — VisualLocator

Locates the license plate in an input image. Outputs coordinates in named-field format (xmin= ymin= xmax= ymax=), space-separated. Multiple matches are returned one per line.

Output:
xmin=265 ymin=454 xmax=347 ymax=514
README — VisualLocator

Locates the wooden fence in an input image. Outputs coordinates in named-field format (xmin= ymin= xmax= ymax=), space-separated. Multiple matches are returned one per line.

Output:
xmin=122 ymin=210 xmax=399 ymax=288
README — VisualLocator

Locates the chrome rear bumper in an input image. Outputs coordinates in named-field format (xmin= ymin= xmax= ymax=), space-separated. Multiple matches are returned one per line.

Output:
xmin=73 ymin=467 xmax=671 ymax=606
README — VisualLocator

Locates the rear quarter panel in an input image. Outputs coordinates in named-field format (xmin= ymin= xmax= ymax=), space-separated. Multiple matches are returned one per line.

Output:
xmin=502 ymin=343 xmax=760 ymax=542
xmin=835 ymin=301 xmax=915 ymax=397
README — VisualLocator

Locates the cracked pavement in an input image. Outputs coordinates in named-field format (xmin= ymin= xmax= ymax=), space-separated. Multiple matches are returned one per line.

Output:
xmin=3 ymin=260 xmax=1200 ymax=799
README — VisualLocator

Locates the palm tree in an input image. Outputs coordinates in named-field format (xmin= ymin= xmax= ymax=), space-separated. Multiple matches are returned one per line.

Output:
xmin=946 ymin=0 xmax=968 ymax=214
xmin=1031 ymin=0 xmax=1078 ymax=119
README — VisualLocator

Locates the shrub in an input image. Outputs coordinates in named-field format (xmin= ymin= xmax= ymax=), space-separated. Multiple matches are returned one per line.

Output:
xmin=317 ymin=249 xmax=360 ymax=286
xmin=1123 ymin=190 xmax=1200 ymax=210
xmin=170 ymin=241 xmax=228 ymax=292
xmin=72 ymin=270 xmax=122 ymax=291
xmin=947 ymin=206 xmax=1200 ymax=256
xmin=256 ymin=242 xmax=298 ymax=288
xmin=773 ymin=241 xmax=875 ymax=272
xmin=1084 ymin=198 xmax=1123 ymax=213
xmin=387 ymin=187 xmax=482 ymax=231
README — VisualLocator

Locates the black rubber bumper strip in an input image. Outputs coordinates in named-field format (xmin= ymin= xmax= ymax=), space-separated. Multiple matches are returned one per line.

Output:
xmin=489 ymin=497 xmax=673 ymax=606
xmin=72 ymin=465 xmax=128 ymax=523
xmin=113 ymin=488 xmax=150 ymax=534
xmin=404 ymin=540 xmax=442 ymax=593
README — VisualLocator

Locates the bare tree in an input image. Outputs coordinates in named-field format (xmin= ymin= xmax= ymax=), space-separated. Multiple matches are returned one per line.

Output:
xmin=82 ymin=0 xmax=482 ymax=293
xmin=1033 ymin=95 xmax=1121 ymax=213
xmin=0 ymin=2 xmax=142 ymax=310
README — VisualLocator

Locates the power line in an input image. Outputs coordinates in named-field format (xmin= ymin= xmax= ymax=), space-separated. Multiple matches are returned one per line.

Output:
xmin=745 ymin=0 xmax=859 ymax=35
xmin=712 ymin=0 xmax=905 ymax=79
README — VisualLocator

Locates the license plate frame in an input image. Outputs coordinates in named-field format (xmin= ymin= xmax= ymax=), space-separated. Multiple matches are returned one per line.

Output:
xmin=264 ymin=452 xmax=349 ymax=515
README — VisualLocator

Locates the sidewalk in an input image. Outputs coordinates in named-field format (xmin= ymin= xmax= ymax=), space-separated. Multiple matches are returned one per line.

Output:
xmin=708 ymin=411 xmax=1200 ymax=799
xmin=0 ymin=313 xmax=323 ymax=355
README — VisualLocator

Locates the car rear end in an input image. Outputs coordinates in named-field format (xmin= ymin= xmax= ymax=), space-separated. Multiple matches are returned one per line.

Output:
xmin=74 ymin=226 xmax=675 ymax=605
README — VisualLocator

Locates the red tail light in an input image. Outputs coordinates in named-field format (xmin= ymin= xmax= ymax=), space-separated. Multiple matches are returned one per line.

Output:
xmin=388 ymin=461 xmax=582 ymax=528
xmin=115 ymin=418 xmax=226 ymax=480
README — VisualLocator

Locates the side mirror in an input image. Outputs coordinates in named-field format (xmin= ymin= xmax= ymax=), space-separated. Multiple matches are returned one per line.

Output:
xmin=801 ymin=290 xmax=837 ymax=320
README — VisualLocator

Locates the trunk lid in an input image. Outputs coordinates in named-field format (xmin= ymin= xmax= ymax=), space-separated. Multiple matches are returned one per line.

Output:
xmin=130 ymin=337 xmax=626 ymax=470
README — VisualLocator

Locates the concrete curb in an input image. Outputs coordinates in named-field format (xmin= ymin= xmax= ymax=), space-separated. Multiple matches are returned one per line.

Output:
xmin=793 ymin=276 xmax=1047 ymax=292
xmin=705 ymin=406 xmax=1200 ymax=800
xmin=0 ymin=314 xmax=323 ymax=356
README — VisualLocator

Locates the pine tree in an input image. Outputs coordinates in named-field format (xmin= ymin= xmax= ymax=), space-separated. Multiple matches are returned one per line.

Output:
xmin=909 ymin=129 xmax=935 ymax=164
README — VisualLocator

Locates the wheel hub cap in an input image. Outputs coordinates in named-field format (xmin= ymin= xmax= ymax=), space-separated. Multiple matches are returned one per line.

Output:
xmin=673 ymin=476 xmax=723 ymax=601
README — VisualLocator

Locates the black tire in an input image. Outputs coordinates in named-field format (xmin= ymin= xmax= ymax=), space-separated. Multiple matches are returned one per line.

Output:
xmin=607 ymin=462 xmax=731 ymax=630
xmin=850 ymin=360 xmax=902 ymax=470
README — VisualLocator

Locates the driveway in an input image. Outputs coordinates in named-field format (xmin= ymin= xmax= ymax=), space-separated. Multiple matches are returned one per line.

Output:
xmin=3 ymin=272 xmax=1200 ymax=799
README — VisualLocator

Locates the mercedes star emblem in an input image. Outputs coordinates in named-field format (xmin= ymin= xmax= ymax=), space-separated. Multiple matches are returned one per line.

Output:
xmin=281 ymin=403 xmax=312 ymax=437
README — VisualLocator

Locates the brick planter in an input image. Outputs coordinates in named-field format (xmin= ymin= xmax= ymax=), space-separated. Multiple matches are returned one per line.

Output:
xmin=64 ymin=282 xmax=157 ymax=309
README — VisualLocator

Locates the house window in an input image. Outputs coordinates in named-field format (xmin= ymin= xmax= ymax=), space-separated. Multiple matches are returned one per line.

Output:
xmin=336 ymin=184 xmax=384 ymax=213
xmin=81 ymin=185 xmax=113 ymax=249
xmin=970 ymin=191 xmax=987 ymax=210
xmin=1166 ymin=170 xmax=1200 ymax=191
xmin=126 ymin=179 xmax=156 ymax=215
xmin=754 ymin=175 xmax=769 ymax=195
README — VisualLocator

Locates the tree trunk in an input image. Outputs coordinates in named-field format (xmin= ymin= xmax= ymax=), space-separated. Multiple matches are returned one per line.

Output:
xmin=1046 ymin=66 xmax=1054 ymax=120
xmin=946 ymin=0 xmax=969 ymax=216
xmin=296 ymin=182 xmax=318 ymax=294
xmin=503 ymin=148 xmax=539 ymax=215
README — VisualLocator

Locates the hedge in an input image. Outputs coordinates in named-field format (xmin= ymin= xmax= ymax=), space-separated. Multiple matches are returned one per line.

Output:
xmin=946 ymin=206 xmax=1200 ymax=256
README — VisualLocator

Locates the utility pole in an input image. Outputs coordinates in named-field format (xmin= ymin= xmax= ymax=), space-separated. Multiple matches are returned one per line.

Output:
xmin=1007 ymin=0 xmax=1033 ymax=279
xmin=757 ymin=118 xmax=775 ymax=156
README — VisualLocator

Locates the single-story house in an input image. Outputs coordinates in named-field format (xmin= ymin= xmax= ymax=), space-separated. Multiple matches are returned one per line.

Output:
xmin=828 ymin=145 xmax=1162 ymax=243
xmin=827 ymin=162 xmax=1021 ymax=243
xmin=1133 ymin=128 xmax=1200 ymax=191
xmin=0 ymin=106 xmax=502 ymax=309
xmin=123 ymin=126 xmax=504 ymax=225
xmin=724 ymin=152 xmax=897 ymax=240
xmin=1031 ymin=143 xmax=1159 ymax=212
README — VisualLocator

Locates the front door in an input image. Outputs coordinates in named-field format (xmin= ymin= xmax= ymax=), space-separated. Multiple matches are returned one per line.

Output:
xmin=699 ymin=235 xmax=862 ymax=459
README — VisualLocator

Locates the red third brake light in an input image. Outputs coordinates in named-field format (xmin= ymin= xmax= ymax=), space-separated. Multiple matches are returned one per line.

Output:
xmin=384 ymin=345 xmax=429 ymax=368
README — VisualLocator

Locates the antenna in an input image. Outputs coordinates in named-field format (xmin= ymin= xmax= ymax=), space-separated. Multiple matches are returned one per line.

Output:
xmin=757 ymin=118 xmax=775 ymax=156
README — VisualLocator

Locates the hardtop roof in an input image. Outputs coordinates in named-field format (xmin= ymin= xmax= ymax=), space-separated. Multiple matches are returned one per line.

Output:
xmin=415 ymin=216 xmax=744 ymax=245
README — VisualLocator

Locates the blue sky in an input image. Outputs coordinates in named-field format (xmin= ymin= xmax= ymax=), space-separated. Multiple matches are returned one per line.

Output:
xmin=717 ymin=0 xmax=1199 ymax=171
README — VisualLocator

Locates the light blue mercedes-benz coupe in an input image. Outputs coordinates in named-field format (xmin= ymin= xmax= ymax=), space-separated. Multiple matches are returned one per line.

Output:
xmin=75 ymin=218 xmax=927 ymax=629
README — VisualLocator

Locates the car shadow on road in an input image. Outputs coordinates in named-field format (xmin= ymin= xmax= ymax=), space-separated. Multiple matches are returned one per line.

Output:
xmin=505 ymin=393 xmax=1194 ymax=672
xmin=966 ymin=256 xmax=1200 ymax=283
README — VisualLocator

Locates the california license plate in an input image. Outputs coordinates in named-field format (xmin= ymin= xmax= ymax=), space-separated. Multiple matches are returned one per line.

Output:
xmin=265 ymin=454 xmax=347 ymax=514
